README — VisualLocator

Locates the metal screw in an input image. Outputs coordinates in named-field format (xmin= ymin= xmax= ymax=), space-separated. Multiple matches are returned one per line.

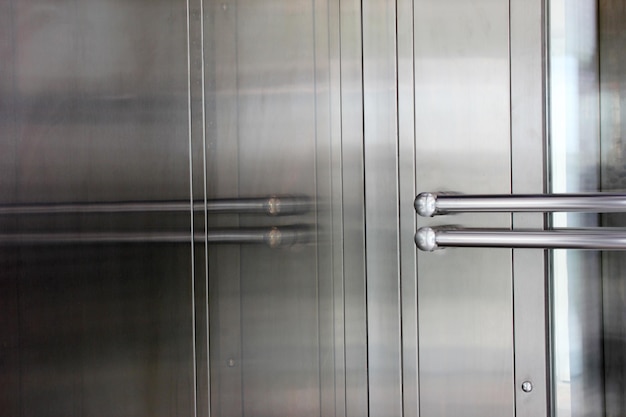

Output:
xmin=521 ymin=381 xmax=533 ymax=393
xmin=227 ymin=358 xmax=236 ymax=367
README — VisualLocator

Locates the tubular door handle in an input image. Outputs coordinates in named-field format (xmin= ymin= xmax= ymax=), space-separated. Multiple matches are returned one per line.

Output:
xmin=415 ymin=192 xmax=626 ymax=217
xmin=415 ymin=227 xmax=626 ymax=251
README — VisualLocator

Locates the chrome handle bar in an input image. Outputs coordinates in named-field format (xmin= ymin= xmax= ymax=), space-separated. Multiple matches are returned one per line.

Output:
xmin=416 ymin=227 xmax=626 ymax=252
xmin=415 ymin=192 xmax=626 ymax=217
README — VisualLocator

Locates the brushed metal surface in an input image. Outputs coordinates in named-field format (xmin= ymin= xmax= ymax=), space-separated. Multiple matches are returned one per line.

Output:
xmin=203 ymin=0 xmax=356 ymax=416
xmin=205 ymin=1 xmax=243 ymax=415
xmin=362 ymin=0 xmax=403 ymax=416
xmin=397 ymin=0 xmax=419 ymax=415
xmin=339 ymin=1 xmax=369 ymax=415
xmin=1 ymin=2 xmax=361 ymax=417
xmin=0 ymin=3 xmax=197 ymax=417
xmin=510 ymin=2 xmax=549 ymax=416
xmin=0 ymin=3 xmax=19 ymax=397
xmin=414 ymin=1 xmax=515 ymax=416
xmin=232 ymin=1 xmax=319 ymax=415
xmin=4 ymin=3 xmax=191 ymax=205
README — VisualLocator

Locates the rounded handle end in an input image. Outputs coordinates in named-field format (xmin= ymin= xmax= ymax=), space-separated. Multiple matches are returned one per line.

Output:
xmin=415 ymin=193 xmax=437 ymax=217
xmin=415 ymin=227 xmax=439 ymax=251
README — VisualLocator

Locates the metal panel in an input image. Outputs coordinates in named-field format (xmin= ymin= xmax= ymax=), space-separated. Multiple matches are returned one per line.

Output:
xmin=510 ymin=3 xmax=549 ymax=416
xmin=188 ymin=2 xmax=208 ymax=416
xmin=326 ymin=1 xmax=350 ymax=416
xmin=599 ymin=2 xmax=626 ymax=416
xmin=1 ymin=2 xmax=367 ymax=417
xmin=0 ymin=4 xmax=19 ymax=413
xmin=313 ymin=0 xmax=348 ymax=416
xmin=235 ymin=0 xmax=320 ymax=413
xmin=205 ymin=1 xmax=243 ymax=415
xmin=0 ymin=1 xmax=16 ymax=202
xmin=362 ymin=0 xmax=402 ymax=415
xmin=0 ymin=2 xmax=197 ymax=417
xmin=414 ymin=1 xmax=515 ymax=416
xmin=204 ymin=0 xmax=351 ymax=416
xmin=340 ymin=0 xmax=369 ymax=415
xmin=398 ymin=0 xmax=419 ymax=414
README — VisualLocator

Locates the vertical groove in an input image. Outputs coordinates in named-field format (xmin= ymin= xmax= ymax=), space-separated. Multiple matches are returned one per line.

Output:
xmin=360 ymin=0 xmax=370 ymax=410
xmin=411 ymin=0 xmax=420 ymax=413
xmin=310 ymin=1 xmax=325 ymax=416
xmin=394 ymin=0 xmax=405 ymax=415
xmin=507 ymin=3 xmax=518 ymax=416
xmin=543 ymin=4 xmax=554 ymax=415
xmin=337 ymin=2 xmax=350 ymax=416
xmin=597 ymin=2 xmax=609 ymax=415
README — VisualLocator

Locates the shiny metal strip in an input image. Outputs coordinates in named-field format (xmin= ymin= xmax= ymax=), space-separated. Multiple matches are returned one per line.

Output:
xmin=397 ymin=0 xmax=418 ymax=414
xmin=186 ymin=0 xmax=200 ymax=415
xmin=0 ymin=226 xmax=312 ymax=247
xmin=363 ymin=0 xmax=403 ymax=414
xmin=599 ymin=2 xmax=626 ymax=417
xmin=510 ymin=1 xmax=549 ymax=416
xmin=198 ymin=0 xmax=210 ymax=414
xmin=339 ymin=0 xmax=369 ymax=414
xmin=416 ymin=192 xmax=626 ymax=217
xmin=0 ymin=196 xmax=311 ymax=216
xmin=416 ymin=227 xmax=626 ymax=251
xmin=313 ymin=0 xmax=344 ymax=414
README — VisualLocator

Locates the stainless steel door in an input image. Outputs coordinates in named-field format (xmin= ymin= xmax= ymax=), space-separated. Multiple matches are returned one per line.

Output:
xmin=377 ymin=0 xmax=547 ymax=416
xmin=5 ymin=1 xmax=624 ymax=417
xmin=363 ymin=1 xmax=537 ymax=416
xmin=405 ymin=2 xmax=626 ymax=417
xmin=409 ymin=2 xmax=518 ymax=416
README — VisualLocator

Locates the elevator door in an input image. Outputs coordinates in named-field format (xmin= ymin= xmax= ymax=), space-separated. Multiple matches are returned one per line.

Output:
xmin=6 ymin=1 xmax=626 ymax=417
xmin=406 ymin=2 xmax=626 ymax=417
xmin=361 ymin=1 xmax=536 ymax=416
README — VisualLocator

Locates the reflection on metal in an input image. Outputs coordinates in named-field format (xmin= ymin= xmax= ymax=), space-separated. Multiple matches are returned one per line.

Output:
xmin=416 ymin=227 xmax=626 ymax=251
xmin=415 ymin=192 xmax=626 ymax=217
xmin=0 ymin=226 xmax=313 ymax=248
xmin=0 ymin=196 xmax=312 ymax=216
xmin=601 ymin=2 xmax=626 ymax=417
